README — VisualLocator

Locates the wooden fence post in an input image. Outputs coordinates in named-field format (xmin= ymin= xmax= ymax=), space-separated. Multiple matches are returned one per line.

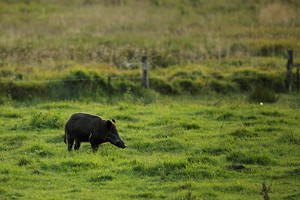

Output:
xmin=297 ymin=68 xmax=299 ymax=93
xmin=107 ymin=76 xmax=111 ymax=97
xmin=141 ymin=56 xmax=149 ymax=89
xmin=286 ymin=50 xmax=293 ymax=92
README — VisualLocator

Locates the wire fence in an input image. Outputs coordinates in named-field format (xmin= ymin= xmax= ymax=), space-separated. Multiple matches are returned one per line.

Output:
xmin=0 ymin=54 xmax=299 ymax=93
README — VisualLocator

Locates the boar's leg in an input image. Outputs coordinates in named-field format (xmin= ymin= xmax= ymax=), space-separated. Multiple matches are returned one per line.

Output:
xmin=67 ymin=136 xmax=75 ymax=151
xmin=74 ymin=140 xmax=81 ymax=150
xmin=91 ymin=143 xmax=99 ymax=153
xmin=68 ymin=139 xmax=74 ymax=151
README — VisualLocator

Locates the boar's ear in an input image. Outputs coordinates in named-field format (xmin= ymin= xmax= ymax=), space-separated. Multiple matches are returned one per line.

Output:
xmin=112 ymin=119 xmax=116 ymax=123
xmin=106 ymin=120 xmax=113 ymax=129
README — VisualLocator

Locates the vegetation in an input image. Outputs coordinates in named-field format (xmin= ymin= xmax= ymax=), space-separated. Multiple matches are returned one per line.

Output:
xmin=1 ymin=0 xmax=300 ymax=66
xmin=1 ymin=0 xmax=300 ymax=98
xmin=0 ymin=95 xmax=300 ymax=199
xmin=0 ymin=1 xmax=300 ymax=199
xmin=0 ymin=62 xmax=292 ymax=101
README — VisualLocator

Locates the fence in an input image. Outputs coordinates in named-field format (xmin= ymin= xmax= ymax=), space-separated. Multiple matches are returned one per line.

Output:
xmin=0 ymin=54 xmax=299 ymax=101
xmin=286 ymin=50 xmax=300 ymax=93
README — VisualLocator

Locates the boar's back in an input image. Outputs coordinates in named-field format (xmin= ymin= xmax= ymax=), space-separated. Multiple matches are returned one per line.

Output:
xmin=65 ymin=113 xmax=104 ymax=142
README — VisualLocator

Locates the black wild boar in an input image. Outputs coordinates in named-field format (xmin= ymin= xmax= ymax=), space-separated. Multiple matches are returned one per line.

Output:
xmin=64 ymin=113 xmax=126 ymax=152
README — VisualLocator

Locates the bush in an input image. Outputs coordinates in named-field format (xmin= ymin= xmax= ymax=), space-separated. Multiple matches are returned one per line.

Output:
xmin=60 ymin=69 xmax=106 ymax=99
xmin=232 ymin=70 xmax=257 ymax=91
xmin=256 ymin=73 xmax=286 ymax=93
xmin=232 ymin=70 xmax=286 ymax=92
xmin=249 ymin=85 xmax=278 ymax=103
xmin=172 ymin=78 xmax=203 ymax=94
xmin=151 ymin=78 xmax=178 ymax=94
xmin=2 ymin=82 xmax=47 ymax=101
xmin=114 ymin=79 xmax=140 ymax=94
xmin=209 ymin=80 xmax=238 ymax=94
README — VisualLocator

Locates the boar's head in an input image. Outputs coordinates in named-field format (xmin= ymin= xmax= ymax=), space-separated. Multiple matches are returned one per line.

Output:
xmin=106 ymin=119 xmax=126 ymax=149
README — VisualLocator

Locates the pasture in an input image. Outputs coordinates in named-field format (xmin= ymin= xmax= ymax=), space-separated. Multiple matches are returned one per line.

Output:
xmin=0 ymin=95 xmax=299 ymax=199
xmin=1 ymin=0 xmax=300 ymax=199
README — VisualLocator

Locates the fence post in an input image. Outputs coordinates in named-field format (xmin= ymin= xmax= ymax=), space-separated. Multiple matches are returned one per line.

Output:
xmin=286 ymin=50 xmax=293 ymax=92
xmin=297 ymin=68 xmax=299 ymax=93
xmin=107 ymin=76 xmax=111 ymax=97
xmin=141 ymin=56 xmax=149 ymax=88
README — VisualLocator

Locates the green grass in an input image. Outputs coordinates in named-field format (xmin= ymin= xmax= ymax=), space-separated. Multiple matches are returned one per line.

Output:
xmin=0 ymin=95 xmax=299 ymax=199
xmin=0 ymin=61 xmax=292 ymax=100
xmin=0 ymin=1 xmax=300 ymax=198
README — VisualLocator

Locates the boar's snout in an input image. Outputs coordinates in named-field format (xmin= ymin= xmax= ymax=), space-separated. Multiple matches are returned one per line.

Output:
xmin=116 ymin=141 xmax=126 ymax=149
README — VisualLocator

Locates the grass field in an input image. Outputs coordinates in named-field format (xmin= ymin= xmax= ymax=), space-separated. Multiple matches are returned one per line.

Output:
xmin=0 ymin=95 xmax=299 ymax=199
xmin=1 ymin=1 xmax=300 ymax=199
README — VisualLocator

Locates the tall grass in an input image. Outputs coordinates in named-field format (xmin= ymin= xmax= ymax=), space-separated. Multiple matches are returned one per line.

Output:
xmin=0 ymin=0 xmax=299 ymax=67
xmin=0 ymin=0 xmax=300 ymax=99
xmin=1 ymin=62 xmax=294 ymax=101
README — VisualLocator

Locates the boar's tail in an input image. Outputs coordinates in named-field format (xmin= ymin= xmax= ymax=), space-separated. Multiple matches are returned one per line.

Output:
xmin=64 ymin=130 xmax=67 ymax=144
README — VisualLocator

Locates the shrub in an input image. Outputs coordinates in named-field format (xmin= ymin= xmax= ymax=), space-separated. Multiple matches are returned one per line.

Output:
xmin=172 ymin=78 xmax=203 ymax=94
xmin=255 ymin=73 xmax=285 ymax=92
xmin=232 ymin=70 xmax=257 ymax=91
xmin=60 ymin=69 xmax=106 ymax=99
xmin=5 ymin=82 xmax=47 ymax=100
xmin=151 ymin=78 xmax=178 ymax=94
xmin=209 ymin=80 xmax=238 ymax=94
xmin=249 ymin=85 xmax=278 ymax=103
xmin=114 ymin=79 xmax=140 ymax=94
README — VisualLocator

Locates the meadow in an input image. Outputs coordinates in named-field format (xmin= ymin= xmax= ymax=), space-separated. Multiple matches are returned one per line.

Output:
xmin=0 ymin=0 xmax=300 ymax=199
xmin=1 ymin=0 xmax=300 ymax=99
xmin=0 ymin=94 xmax=300 ymax=199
